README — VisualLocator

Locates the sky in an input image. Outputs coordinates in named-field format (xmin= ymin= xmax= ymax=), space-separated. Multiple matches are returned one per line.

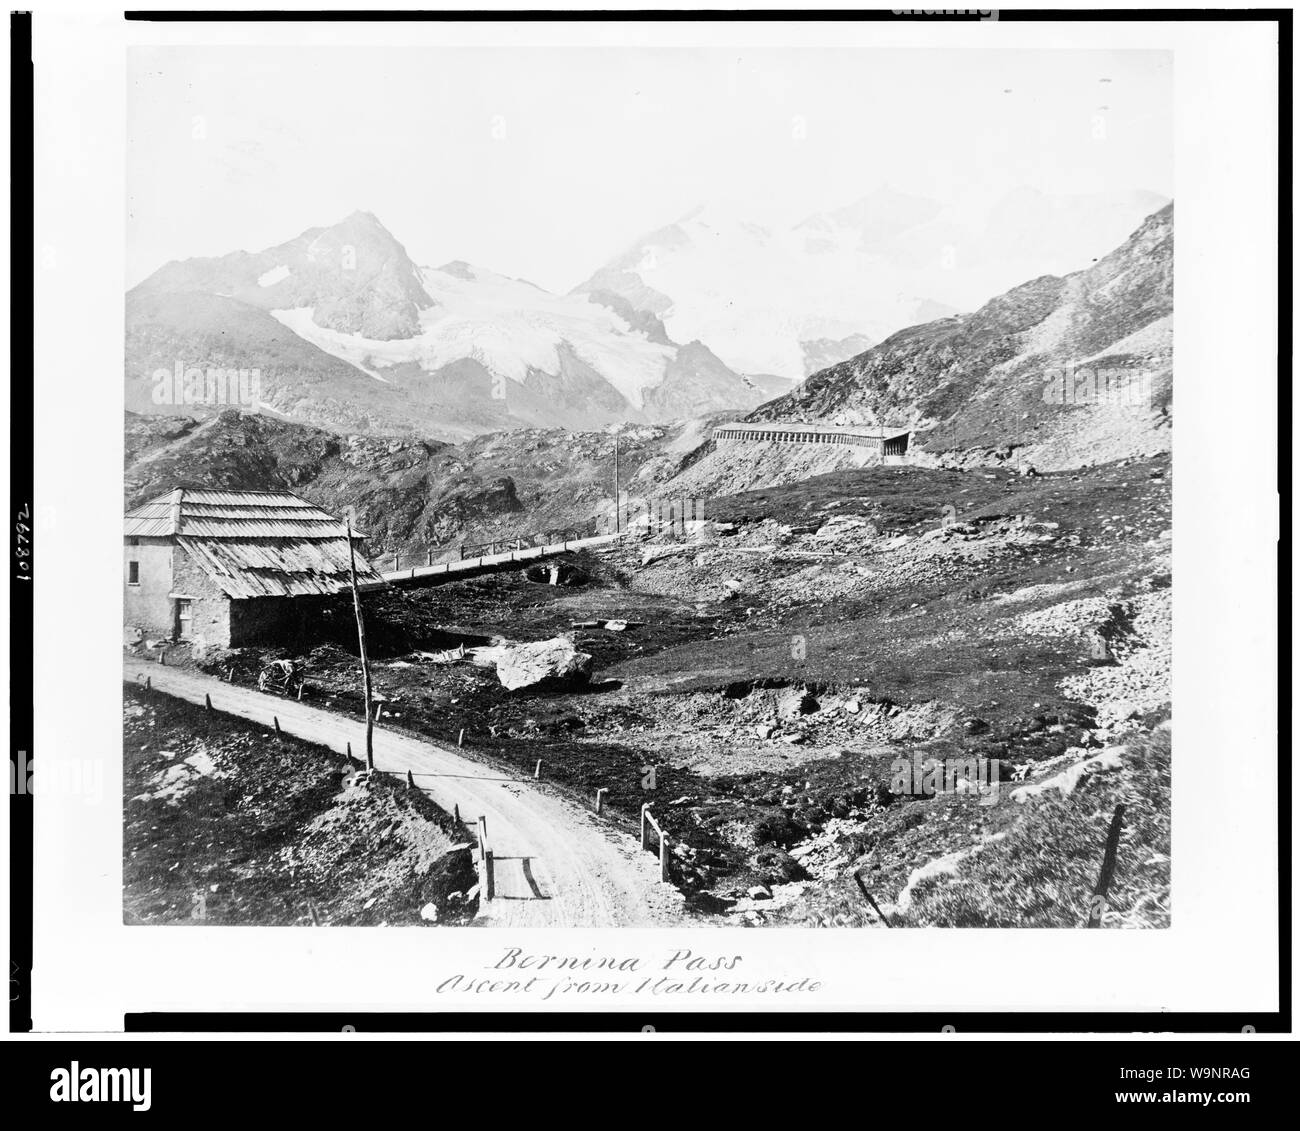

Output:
xmin=127 ymin=46 xmax=1172 ymax=292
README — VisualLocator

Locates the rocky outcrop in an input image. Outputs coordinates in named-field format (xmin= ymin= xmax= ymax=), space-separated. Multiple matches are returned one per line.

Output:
xmin=124 ymin=411 xmax=703 ymax=557
xmin=748 ymin=204 xmax=1173 ymax=471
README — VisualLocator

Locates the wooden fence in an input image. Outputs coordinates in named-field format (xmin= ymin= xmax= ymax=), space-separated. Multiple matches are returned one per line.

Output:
xmin=640 ymin=804 xmax=671 ymax=883
xmin=373 ymin=526 xmax=588 ymax=573
xmin=476 ymin=814 xmax=494 ymax=902
xmin=460 ymin=527 xmax=585 ymax=562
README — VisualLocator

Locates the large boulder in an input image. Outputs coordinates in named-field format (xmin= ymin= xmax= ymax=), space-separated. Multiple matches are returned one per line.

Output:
xmin=493 ymin=637 xmax=593 ymax=692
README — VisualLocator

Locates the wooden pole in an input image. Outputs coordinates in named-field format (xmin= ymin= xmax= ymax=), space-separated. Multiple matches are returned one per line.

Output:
xmin=457 ymin=728 xmax=464 ymax=747
xmin=853 ymin=869 xmax=893 ymax=927
xmin=1087 ymin=804 xmax=1127 ymax=927
xmin=596 ymin=787 xmax=608 ymax=815
xmin=534 ymin=759 xmax=542 ymax=780
xmin=613 ymin=434 xmax=620 ymax=533
xmin=346 ymin=516 xmax=376 ymax=773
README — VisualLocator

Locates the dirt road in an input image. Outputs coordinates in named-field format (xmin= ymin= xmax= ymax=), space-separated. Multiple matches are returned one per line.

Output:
xmin=123 ymin=658 xmax=686 ymax=927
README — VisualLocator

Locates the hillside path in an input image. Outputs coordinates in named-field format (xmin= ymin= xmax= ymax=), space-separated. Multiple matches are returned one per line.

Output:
xmin=124 ymin=658 xmax=686 ymax=927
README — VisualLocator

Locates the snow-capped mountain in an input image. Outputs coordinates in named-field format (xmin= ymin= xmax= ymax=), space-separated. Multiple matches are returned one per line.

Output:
xmin=574 ymin=187 xmax=1170 ymax=381
xmin=126 ymin=190 xmax=1166 ymax=439
xmin=125 ymin=212 xmax=785 ymax=440
xmin=132 ymin=210 xmax=436 ymax=340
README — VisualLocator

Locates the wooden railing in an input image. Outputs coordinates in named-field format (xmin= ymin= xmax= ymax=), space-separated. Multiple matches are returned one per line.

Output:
xmin=459 ymin=526 xmax=585 ymax=562
xmin=640 ymin=804 xmax=671 ymax=883
xmin=361 ymin=529 xmax=627 ymax=589
xmin=372 ymin=526 xmax=589 ymax=573
xmin=476 ymin=814 xmax=494 ymax=902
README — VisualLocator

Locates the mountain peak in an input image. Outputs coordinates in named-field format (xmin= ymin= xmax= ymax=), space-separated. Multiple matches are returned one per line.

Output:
xmin=317 ymin=209 xmax=404 ymax=245
xmin=340 ymin=208 xmax=384 ymax=227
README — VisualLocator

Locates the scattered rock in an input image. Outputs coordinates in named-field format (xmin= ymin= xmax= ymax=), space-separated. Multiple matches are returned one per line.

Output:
xmin=776 ymin=687 xmax=819 ymax=718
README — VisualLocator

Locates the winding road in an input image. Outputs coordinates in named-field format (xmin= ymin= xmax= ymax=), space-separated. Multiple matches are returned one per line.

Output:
xmin=124 ymin=658 xmax=686 ymax=927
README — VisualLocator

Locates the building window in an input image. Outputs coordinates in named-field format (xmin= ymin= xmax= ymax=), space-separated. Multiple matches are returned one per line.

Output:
xmin=175 ymin=598 xmax=193 ymax=639
xmin=127 ymin=561 xmax=140 ymax=585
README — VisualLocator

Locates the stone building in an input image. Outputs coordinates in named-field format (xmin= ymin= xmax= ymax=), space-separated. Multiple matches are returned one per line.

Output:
xmin=712 ymin=422 xmax=912 ymax=457
xmin=123 ymin=488 xmax=385 ymax=650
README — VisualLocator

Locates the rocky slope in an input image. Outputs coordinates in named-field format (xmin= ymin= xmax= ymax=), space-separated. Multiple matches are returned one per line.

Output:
xmin=132 ymin=210 xmax=435 ymax=340
xmin=124 ymin=409 xmax=720 ymax=557
xmin=123 ymin=686 xmax=475 ymax=927
xmin=666 ymin=203 xmax=1172 ymax=498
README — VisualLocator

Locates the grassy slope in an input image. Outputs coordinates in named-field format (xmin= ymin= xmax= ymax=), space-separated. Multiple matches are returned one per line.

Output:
xmin=790 ymin=728 xmax=1170 ymax=928
xmin=123 ymin=686 xmax=476 ymax=926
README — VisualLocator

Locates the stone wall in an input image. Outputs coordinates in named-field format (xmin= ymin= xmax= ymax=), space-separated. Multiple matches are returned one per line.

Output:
xmin=170 ymin=547 xmax=233 ymax=650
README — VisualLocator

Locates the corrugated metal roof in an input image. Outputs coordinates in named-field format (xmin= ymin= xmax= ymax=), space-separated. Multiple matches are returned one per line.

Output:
xmin=177 ymin=536 xmax=386 ymax=599
xmin=124 ymin=488 xmax=362 ymax=539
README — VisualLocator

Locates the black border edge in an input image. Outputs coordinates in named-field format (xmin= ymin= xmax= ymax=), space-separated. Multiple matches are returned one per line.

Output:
xmin=113 ymin=8 xmax=1300 ymax=25
xmin=124 ymin=1010 xmax=1287 ymax=1034
xmin=1275 ymin=2 xmax=1293 ymax=1039
xmin=10 ymin=9 xmax=35 ymax=1035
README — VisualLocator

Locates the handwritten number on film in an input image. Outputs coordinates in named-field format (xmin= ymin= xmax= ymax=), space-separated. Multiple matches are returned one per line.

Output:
xmin=14 ymin=503 xmax=31 ymax=581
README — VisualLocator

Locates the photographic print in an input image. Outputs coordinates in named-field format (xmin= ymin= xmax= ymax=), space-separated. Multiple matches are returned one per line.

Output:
xmin=119 ymin=39 xmax=1175 ymax=934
